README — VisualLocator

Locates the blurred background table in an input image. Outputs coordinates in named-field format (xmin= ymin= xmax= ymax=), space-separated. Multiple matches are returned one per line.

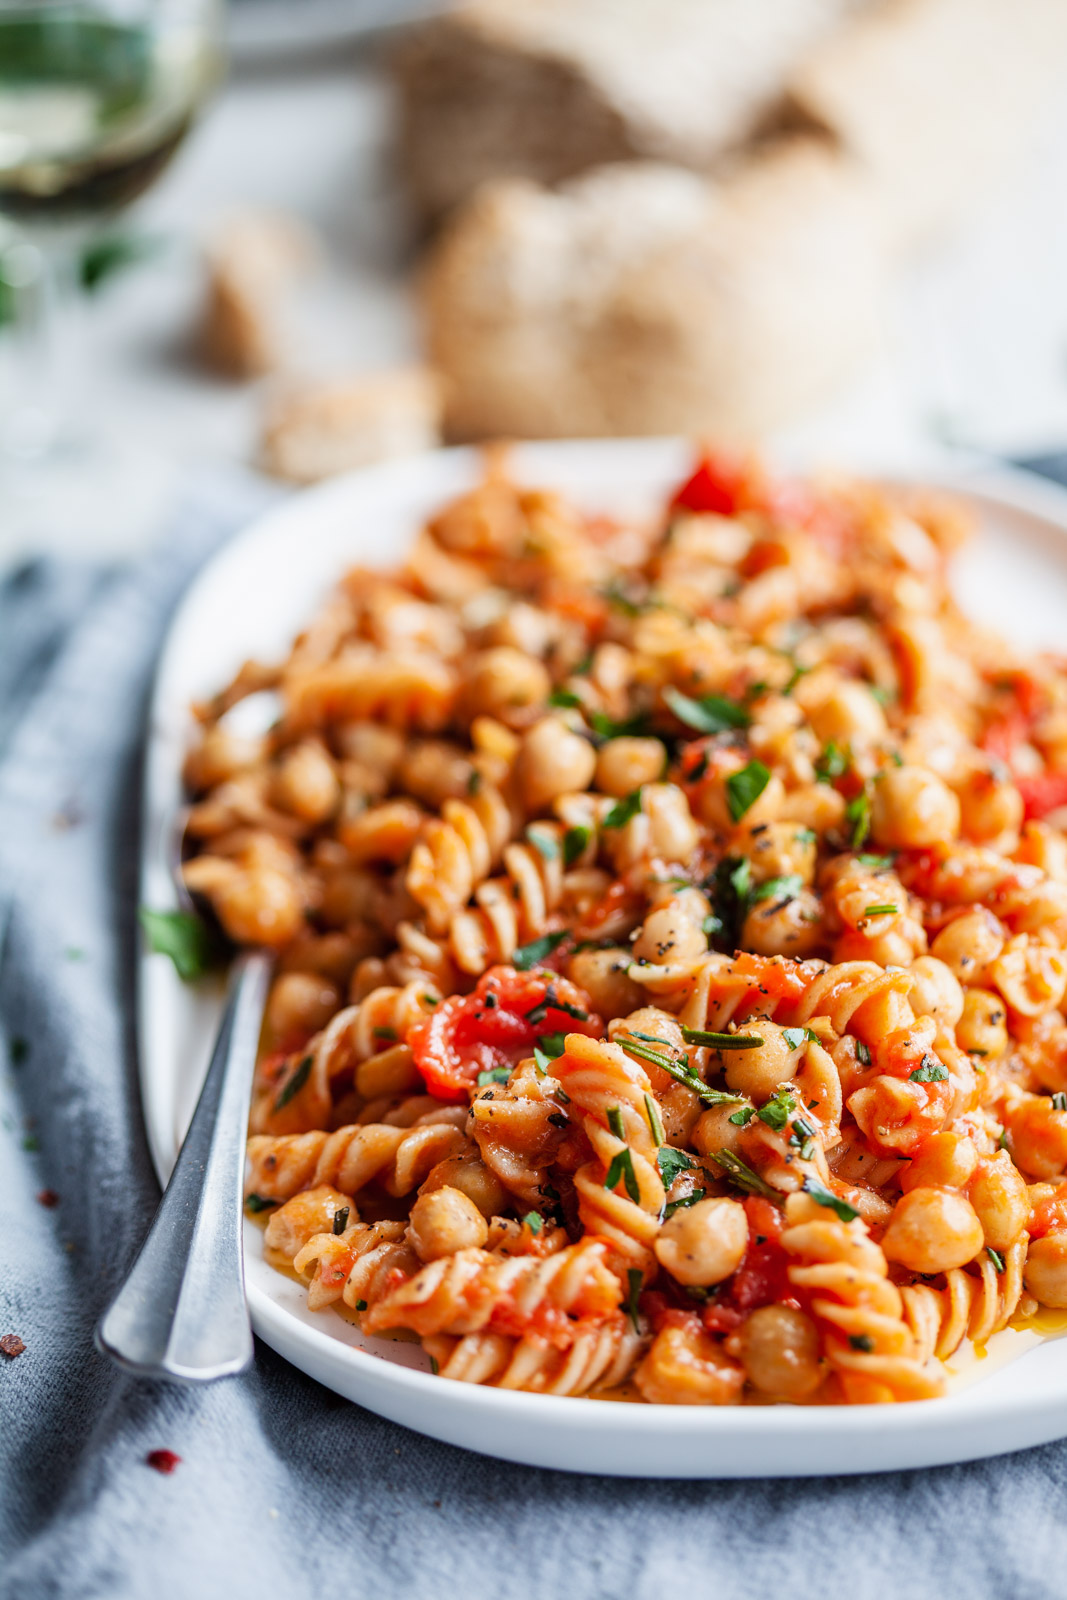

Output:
xmin=2 ymin=13 xmax=1067 ymax=566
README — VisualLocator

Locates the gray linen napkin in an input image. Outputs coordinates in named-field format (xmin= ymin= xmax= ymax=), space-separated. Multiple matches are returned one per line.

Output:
xmin=4 ymin=463 xmax=1067 ymax=1600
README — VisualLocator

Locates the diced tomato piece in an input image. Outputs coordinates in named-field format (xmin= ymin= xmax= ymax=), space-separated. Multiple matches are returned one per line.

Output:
xmin=981 ymin=711 xmax=1030 ymax=764
xmin=407 ymin=965 xmax=602 ymax=1101
xmin=670 ymin=452 xmax=751 ymax=517
xmin=1016 ymin=772 xmax=1067 ymax=821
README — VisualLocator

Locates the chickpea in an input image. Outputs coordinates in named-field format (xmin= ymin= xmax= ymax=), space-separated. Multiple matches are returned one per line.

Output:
xmin=567 ymin=947 xmax=643 ymax=1018
xmin=644 ymin=783 xmax=701 ymax=862
xmin=632 ymin=905 xmax=707 ymax=967
xmin=955 ymin=987 xmax=1009 ymax=1058
xmin=515 ymin=716 xmax=597 ymax=814
xmin=1008 ymin=1096 xmax=1067 ymax=1181
xmin=807 ymin=681 xmax=888 ymax=747
xmin=880 ymin=1187 xmax=984 ymax=1273
xmin=723 ymin=1020 xmax=797 ymax=1101
xmin=967 ymin=1152 xmax=1031 ymax=1250
xmin=407 ymin=1186 xmax=489 ymax=1262
xmin=265 ymin=971 xmax=340 ymax=1050
xmin=334 ymin=720 xmax=404 ymax=776
xmin=990 ymin=936 xmax=1067 ymax=1018
xmin=899 ymin=1131 xmax=978 ymax=1193
xmin=398 ymin=741 xmax=474 ymax=806
xmin=778 ymin=783 xmax=846 ymax=834
xmin=183 ymin=725 xmax=264 ymax=792
xmin=736 ymin=1304 xmax=823 ymax=1400
xmin=213 ymin=867 xmax=305 ymax=947
xmin=272 ymin=741 xmax=339 ymax=824
xmin=264 ymin=1186 xmax=353 ymax=1261
xmin=634 ymin=1325 xmax=744 ymax=1406
xmin=654 ymin=1196 xmax=749 ymax=1287
xmin=870 ymin=765 xmax=961 ymax=850
xmin=461 ymin=647 xmax=551 ymax=727
xmin=1024 ymin=1232 xmax=1067 ymax=1307
xmin=907 ymin=957 xmax=964 ymax=1028
xmin=1016 ymin=820 xmax=1067 ymax=881
xmin=930 ymin=908 xmax=1005 ymax=984
xmin=741 ymin=890 xmax=824 ymax=959
xmin=692 ymin=1104 xmax=749 ymax=1161
xmin=419 ymin=1153 xmax=508 ymax=1219
xmin=956 ymin=764 xmax=1024 ymax=844
xmin=740 ymin=820 xmax=817 ymax=887
xmin=596 ymin=738 xmax=667 ymax=798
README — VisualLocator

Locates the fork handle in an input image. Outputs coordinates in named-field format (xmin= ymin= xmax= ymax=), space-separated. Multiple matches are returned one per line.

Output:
xmin=96 ymin=950 xmax=272 ymax=1381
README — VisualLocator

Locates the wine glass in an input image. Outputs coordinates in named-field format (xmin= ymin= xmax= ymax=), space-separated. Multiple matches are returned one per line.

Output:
xmin=0 ymin=0 xmax=223 ymax=513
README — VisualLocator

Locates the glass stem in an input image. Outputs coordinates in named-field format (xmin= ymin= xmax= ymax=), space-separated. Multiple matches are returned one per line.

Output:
xmin=0 ymin=231 xmax=84 ymax=462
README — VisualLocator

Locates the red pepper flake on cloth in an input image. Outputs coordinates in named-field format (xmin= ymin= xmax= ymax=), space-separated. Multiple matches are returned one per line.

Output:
xmin=0 ymin=1334 xmax=26 ymax=1358
xmin=36 ymin=1189 xmax=59 ymax=1208
xmin=145 ymin=1449 xmax=182 ymax=1475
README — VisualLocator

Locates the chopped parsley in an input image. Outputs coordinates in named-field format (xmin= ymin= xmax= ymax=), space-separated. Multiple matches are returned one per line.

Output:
xmin=511 ymin=930 xmax=569 ymax=970
xmin=273 ymin=1055 xmax=312 ymax=1112
xmin=987 ymin=1247 xmax=1005 ymax=1274
xmin=814 ymin=742 xmax=849 ymax=784
xmin=725 ymin=760 xmax=771 ymax=823
xmin=662 ymin=686 xmax=750 ymax=734
xmin=782 ymin=1026 xmax=819 ymax=1051
xmin=548 ymin=688 xmax=581 ymax=709
xmin=728 ymin=1105 xmax=755 ymax=1126
xmin=477 ymin=1067 xmax=511 ymax=1086
xmin=603 ymin=789 xmax=644 ymax=829
xmin=245 ymin=1194 xmax=277 ymax=1213
xmin=703 ymin=855 xmax=752 ymax=950
xmin=467 ymin=770 xmax=482 ymax=795
xmin=855 ymin=852 xmax=894 ymax=871
xmin=523 ymin=1211 xmax=543 ymax=1235
xmin=533 ymin=1034 xmax=567 ymax=1073
xmin=856 ymin=1041 xmax=872 ymax=1066
xmin=589 ymin=710 xmax=653 ymax=740
xmin=803 ymin=1176 xmax=859 ymax=1222
xmin=656 ymin=1146 xmax=695 ymax=1187
xmin=909 ymin=1059 xmax=948 ymax=1084
xmin=750 ymin=873 xmax=804 ymax=906
xmin=756 ymin=1086 xmax=796 ymax=1132
xmin=664 ymin=1190 xmax=707 ymax=1219
xmin=372 ymin=1026 xmax=397 ymax=1041
xmin=563 ymin=824 xmax=590 ymax=866
xmin=607 ymin=1106 xmax=626 ymax=1140
xmin=619 ymin=1033 xmax=743 ymax=1105
xmin=138 ymin=907 xmax=219 ymax=982
xmin=356 ymin=1299 xmax=368 ymax=1312
xmin=849 ymin=1334 xmax=875 ymax=1352
xmin=1054 ymin=1093 xmax=1067 ymax=1113
xmin=864 ymin=903 xmax=898 ymax=917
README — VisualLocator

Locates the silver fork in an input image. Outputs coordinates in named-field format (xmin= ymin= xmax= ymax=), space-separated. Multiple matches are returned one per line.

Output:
xmin=96 ymin=693 xmax=279 ymax=1381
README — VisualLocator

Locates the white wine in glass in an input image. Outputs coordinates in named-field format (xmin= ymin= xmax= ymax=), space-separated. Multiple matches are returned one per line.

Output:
xmin=0 ymin=0 xmax=222 ymax=479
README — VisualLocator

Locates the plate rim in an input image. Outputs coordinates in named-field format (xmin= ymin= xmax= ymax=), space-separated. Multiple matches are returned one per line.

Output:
xmin=138 ymin=437 xmax=1067 ymax=1474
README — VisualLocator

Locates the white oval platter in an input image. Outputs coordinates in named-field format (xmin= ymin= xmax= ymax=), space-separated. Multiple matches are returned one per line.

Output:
xmin=141 ymin=437 xmax=1067 ymax=1477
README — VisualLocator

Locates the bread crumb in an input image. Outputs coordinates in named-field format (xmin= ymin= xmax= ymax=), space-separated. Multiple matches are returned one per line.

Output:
xmin=0 ymin=1335 xmax=26 ymax=1358
xmin=201 ymin=212 xmax=317 ymax=379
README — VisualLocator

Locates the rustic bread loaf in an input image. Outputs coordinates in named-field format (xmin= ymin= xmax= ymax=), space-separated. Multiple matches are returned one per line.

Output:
xmin=393 ymin=0 xmax=862 ymax=221
xmin=423 ymin=140 xmax=886 ymax=441
xmin=776 ymin=0 xmax=1067 ymax=244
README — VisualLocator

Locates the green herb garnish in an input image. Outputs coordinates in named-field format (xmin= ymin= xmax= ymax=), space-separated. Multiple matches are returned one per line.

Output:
xmin=467 ymin=770 xmax=482 ymax=795
xmin=864 ymin=903 xmax=898 ymax=917
xmin=245 ymin=1194 xmax=277 ymax=1213
xmin=511 ymin=930 xmax=569 ymax=970
xmin=782 ymin=1027 xmax=819 ymax=1051
xmin=726 ymin=761 xmax=771 ymax=823
xmin=728 ymin=1105 xmax=755 ymax=1126
xmin=603 ymin=789 xmax=643 ymax=829
xmin=814 ymin=742 xmax=849 ymax=783
xmin=845 ymin=791 xmax=871 ymax=848
xmin=856 ymin=1041 xmax=872 ymax=1066
xmin=273 ymin=1055 xmax=312 ymax=1112
xmin=656 ymin=1146 xmax=695 ymax=1187
xmin=477 ymin=1067 xmax=511 ymax=1086
xmin=626 ymin=1268 xmax=643 ymax=1331
xmin=803 ymin=1176 xmax=859 ymax=1222
xmin=710 ymin=1150 xmax=780 ymax=1201
xmin=523 ymin=1211 xmax=543 ymax=1235
xmin=533 ymin=1034 xmax=567 ymax=1074
xmin=849 ymin=1334 xmax=875 ymax=1352
xmin=548 ymin=688 xmax=581 ymax=709
xmin=987 ymin=1247 xmax=1005 ymax=1273
xmin=757 ymin=1086 xmax=796 ymax=1132
xmin=681 ymin=1027 xmax=765 ymax=1050
xmin=750 ymin=873 xmax=804 ymax=906
xmin=333 ymin=1206 xmax=350 ymax=1235
xmin=643 ymin=1093 xmax=664 ymax=1147
xmin=563 ymin=824 xmax=590 ymax=866
xmin=855 ymin=853 xmax=894 ymax=871
xmin=664 ymin=1191 xmax=707 ymax=1219
xmin=604 ymin=1147 xmax=641 ymax=1204
xmin=663 ymin=686 xmax=750 ymax=734
xmin=138 ymin=907 xmax=218 ymax=982
xmin=1053 ymin=1093 xmax=1067 ymax=1113
xmin=607 ymin=1105 xmax=626 ymax=1140
xmin=909 ymin=1059 xmax=948 ymax=1084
